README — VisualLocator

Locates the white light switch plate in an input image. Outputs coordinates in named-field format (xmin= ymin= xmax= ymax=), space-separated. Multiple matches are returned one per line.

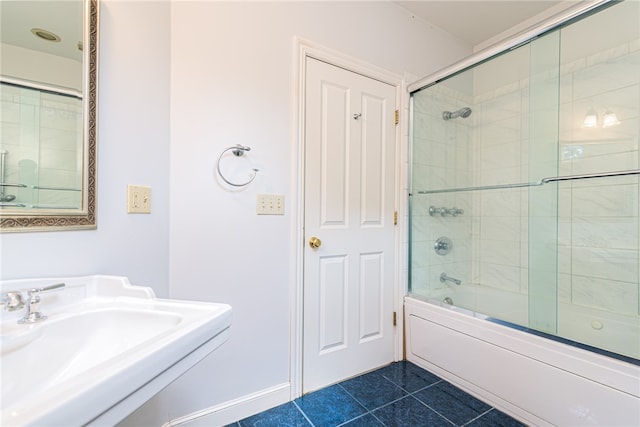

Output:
xmin=127 ymin=185 xmax=151 ymax=214
xmin=256 ymin=194 xmax=284 ymax=215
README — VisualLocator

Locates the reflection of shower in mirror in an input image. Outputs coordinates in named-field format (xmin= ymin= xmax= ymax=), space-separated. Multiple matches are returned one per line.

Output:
xmin=0 ymin=150 xmax=16 ymax=203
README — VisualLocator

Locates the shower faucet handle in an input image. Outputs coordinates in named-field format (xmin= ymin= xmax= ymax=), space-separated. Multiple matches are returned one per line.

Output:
xmin=434 ymin=237 xmax=453 ymax=255
xmin=429 ymin=206 xmax=464 ymax=217
xmin=429 ymin=206 xmax=449 ymax=216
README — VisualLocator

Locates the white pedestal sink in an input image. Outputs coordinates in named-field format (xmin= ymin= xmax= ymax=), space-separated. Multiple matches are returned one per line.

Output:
xmin=0 ymin=275 xmax=232 ymax=427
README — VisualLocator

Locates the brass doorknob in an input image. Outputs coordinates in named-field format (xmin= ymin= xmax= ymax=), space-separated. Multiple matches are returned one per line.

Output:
xmin=308 ymin=237 xmax=322 ymax=249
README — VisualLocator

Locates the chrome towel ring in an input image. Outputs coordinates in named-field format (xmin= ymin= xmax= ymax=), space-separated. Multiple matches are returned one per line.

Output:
xmin=216 ymin=145 xmax=259 ymax=187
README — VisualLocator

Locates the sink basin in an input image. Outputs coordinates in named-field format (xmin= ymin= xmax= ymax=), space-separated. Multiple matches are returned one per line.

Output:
xmin=0 ymin=275 xmax=232 ymax=427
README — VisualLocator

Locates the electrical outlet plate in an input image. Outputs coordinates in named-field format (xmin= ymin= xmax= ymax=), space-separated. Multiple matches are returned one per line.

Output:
xmin=256 ymin=194 xmax=284 ymax=215
xmin=127 ymin=185 xmax=151 ymax=214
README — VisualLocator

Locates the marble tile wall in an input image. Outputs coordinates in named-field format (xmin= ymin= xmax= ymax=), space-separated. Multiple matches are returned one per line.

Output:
xmin=556 ymin=37 xmax=640 ymax=318
xmin=410 ymin=83 xmax=473 ymax=298
xmin=472 ymin=76 xmax=530 ymax=296
xmin=411 ymin=30 xmax=639 ymax=323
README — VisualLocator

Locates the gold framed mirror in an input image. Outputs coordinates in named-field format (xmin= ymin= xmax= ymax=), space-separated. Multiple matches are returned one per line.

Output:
xmin=0 ymin=0 xmax=97 ymax=232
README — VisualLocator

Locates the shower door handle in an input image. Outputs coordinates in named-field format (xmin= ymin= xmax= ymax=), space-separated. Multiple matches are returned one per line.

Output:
xmin=308 ymin=237 xmax=322 ymax=249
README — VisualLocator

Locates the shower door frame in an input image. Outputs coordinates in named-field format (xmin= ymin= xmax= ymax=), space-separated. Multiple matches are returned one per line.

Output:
xmin=407 ymin=0 xmax=613 ymax=94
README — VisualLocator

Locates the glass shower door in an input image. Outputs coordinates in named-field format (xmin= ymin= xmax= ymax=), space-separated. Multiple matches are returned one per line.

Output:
xmin=528 ymin=30 xmax=560 ymax=335
xmin=409 ymin=0 xmax=639 ymax=361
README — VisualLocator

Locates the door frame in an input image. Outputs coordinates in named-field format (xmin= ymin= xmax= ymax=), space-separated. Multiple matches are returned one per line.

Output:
xmin=290 ymin=37 xmax=406 ymax=399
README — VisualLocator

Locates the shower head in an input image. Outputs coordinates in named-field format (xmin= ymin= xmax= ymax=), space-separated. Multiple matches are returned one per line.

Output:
xmin=442 ymin=107 xmax=472 ymax=120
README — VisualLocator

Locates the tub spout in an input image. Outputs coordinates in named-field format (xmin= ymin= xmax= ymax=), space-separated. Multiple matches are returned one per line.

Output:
xmin=440 ymin=273 xmax=461 ymax=286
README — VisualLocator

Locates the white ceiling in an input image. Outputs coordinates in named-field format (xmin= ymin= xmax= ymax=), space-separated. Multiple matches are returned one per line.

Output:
xmin=0 ymin=1 xmax=83 ymax=61
xmin=2 ymin=1 xmax=577 ymax=62
xmin=394 ymin=1 xmax=574 ymax=47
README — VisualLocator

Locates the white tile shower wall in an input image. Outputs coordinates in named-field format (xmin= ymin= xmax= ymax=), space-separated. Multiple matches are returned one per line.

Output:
xmin=466 ymin=28 xmax=640 ymax=320
xmin=558 ymin=34 xmax=639 ymax=319
xmin=411 ymin=83 xmax=473 ymax=297
xmin=472 ymin=77 xmax=528 ymax=296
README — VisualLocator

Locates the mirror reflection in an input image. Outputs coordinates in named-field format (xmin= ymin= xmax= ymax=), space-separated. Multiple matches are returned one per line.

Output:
xmin=0 ymin=0 xmax=97 ymax=231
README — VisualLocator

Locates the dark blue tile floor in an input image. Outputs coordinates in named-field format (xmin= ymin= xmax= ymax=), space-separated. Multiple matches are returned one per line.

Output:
xmin=227 ymin=361 xmax=525 ymax=427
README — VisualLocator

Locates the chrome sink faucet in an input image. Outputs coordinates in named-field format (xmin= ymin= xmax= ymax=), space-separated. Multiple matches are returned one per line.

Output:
xmin=19 ymin=282 xmax=66 ymax=323
xmin=2 ymin=291 xmax=26 ymax=312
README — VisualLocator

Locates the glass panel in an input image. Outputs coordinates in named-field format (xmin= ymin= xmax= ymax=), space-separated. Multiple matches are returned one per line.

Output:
xmin=409 ymin=69 xmax=474 ymax=305
xmin=528 ymin=30 xmax=560 ymax=335
xmin=409 ymin=44 xmax=532 ymax=323
xmin=409 ymin=0 xmax=639 ymax=361
xmin=554 ymin=0 xmax=639 ymax=359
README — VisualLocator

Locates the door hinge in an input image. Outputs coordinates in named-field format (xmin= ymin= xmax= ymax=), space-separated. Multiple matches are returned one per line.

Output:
xmin=393 ymin=311 xmax=397 ymax=326
xmin=394 ymin=210 xmax=398 ymax=225
xmin=394 ymin=110 xmax=399 ymax=125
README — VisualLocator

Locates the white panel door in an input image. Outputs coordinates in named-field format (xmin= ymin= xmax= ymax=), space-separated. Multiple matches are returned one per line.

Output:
xmin=303 ymin=57 xmax=396 ymax=393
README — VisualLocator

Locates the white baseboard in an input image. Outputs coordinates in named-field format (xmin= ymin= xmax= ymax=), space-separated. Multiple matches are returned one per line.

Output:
xmin=163 ymin=383 xmax=291 ymax=427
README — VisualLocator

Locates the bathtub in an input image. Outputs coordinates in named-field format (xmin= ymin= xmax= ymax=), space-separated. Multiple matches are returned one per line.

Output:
xmin=405 ymin=291 xmax=640 ymax=426
xmin=423 ymin=285 xmax=639 ymax=360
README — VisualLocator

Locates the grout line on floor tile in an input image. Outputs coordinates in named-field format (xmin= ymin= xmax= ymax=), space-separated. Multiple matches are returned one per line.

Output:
xmin=410 ymin=394 xmax=457 ymax=426
xmin=369 ymin=410 xmax=387 ymax=426
xmin=462 ymin=407 xmax=495 ymax=426
xmin=335 ymin=412 xmax=371 ymax=427
xmin=380 ymin=374 xmax=404 ymax=391
xmin=408 ymin=379 xmax=443 ymax=395
xmin=337 ymin=383 xmax=366 ymax=409
xmin=380 ymin=374 xmax=413 ymax=394
xmin=337 ymin=382 xmax=371 ymax=414
xmin=382 ymin=373 xmax=444 ymax=396
xmin=369 ymin=393 xmax=419 ymax=414
xmin=292 ymin=400 xmax=316 ymax=427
